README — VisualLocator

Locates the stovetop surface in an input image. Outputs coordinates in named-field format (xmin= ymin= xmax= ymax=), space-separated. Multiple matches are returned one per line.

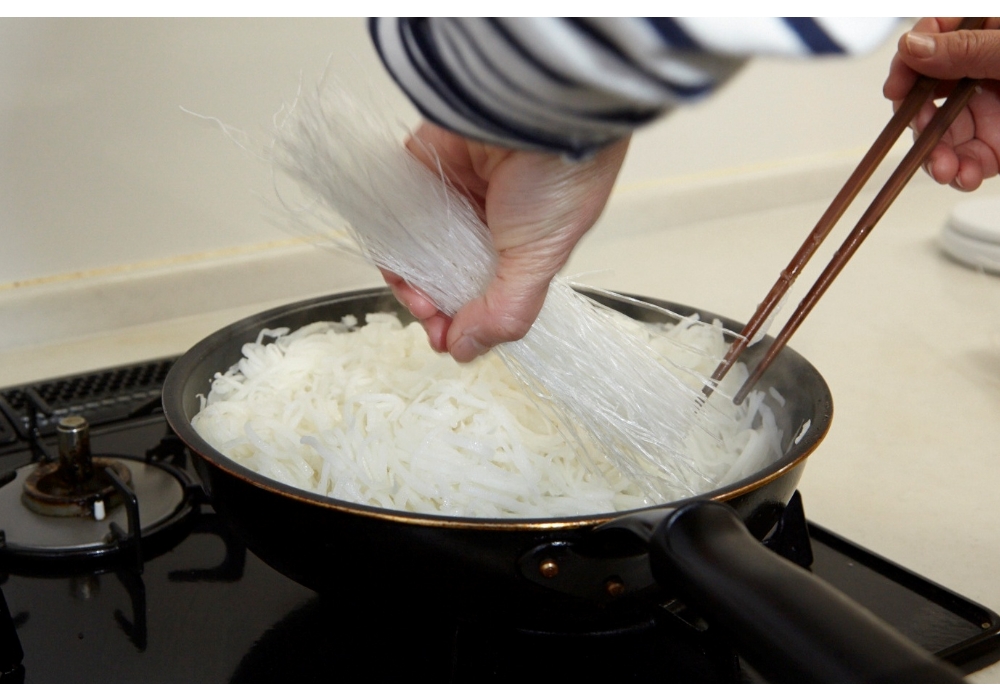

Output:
xmin=1 ymin=359 xmax=999 ymax=682
xmin=4 ymin=503 xmax=999 ymax=682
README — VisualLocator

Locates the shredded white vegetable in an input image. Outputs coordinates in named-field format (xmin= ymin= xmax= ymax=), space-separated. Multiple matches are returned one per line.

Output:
xmin=192 ymin=313 xmax=783 ymax=518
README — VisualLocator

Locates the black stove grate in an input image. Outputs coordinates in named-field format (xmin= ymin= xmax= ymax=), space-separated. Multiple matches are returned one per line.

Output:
xmin=0 ymin=360 xmax=173 ymax=438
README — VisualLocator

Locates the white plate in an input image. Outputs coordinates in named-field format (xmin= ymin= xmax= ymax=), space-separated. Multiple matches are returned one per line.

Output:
xmin=939 ymin=196 xmax=1000 ymax=273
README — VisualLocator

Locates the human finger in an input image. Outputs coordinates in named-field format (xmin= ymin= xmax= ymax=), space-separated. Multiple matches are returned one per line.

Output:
xmin=924 ymin=138 xmax=995 ymax=190
xmin=418 ymin=313 xmax=452 ymax=353
xmin=884 ymin=19 xmax=947 ymax=102
xmin=924 ymin=142 xmax=960 ymax=184
xmin=380 ymin=270 xmax=440 ymax=320
xmin=444 ymin=255 xmax=551 ymax=363
xmin=884 ymin=52 xmax=921 ymax=103
xmin=953 ymin=154 xmax=984 ymax=190
xmin=405 ymin=122 xmax=491 ymax=210
xmin=952 ymin=136 xmax=1000 ymax=190
xmin=897 ymin=25 xmax=1000 ymax=81
xmin=907 ymin=89 xmax=986 ymax=186
xmin=380 ymin=270 xmax=453 ymax=352
xmin=885 ymin=19 xmax=997 ymax=106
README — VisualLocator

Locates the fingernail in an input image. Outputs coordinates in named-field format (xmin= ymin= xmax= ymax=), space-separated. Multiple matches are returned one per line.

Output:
xmin=905 ymin=32 xmax=936 ymax=58
xmin=451 ymin=335 xmax=487 ymax=363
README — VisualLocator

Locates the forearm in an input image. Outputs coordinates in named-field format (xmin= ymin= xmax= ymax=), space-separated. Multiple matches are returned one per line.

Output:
xmin=371 ymin=17 xmax=900 ymax=157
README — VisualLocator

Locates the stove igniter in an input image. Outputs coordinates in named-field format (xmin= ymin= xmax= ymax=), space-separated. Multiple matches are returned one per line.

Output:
xmin=20 ymin=416 xmax=132 ymax=518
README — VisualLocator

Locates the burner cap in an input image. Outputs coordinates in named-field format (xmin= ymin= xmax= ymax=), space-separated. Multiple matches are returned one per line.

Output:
xmin=20 ymin=415 xmax=133 ymax=519
xmin=21 ymin=457 xmax=131 ymax=518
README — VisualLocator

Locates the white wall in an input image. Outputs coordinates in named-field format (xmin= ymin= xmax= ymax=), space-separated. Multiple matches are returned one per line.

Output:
xmin=619 ymin=30 xmax=905 ymax=186
xmin=0 ymin=17 xmax=908 ymax=287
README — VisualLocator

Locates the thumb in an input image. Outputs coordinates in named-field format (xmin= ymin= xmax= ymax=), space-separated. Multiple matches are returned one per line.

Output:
xmin=900 ymin=29 xmax=1000 ymax=80
xmin=445 ymin=251 xmax=554 ymax=362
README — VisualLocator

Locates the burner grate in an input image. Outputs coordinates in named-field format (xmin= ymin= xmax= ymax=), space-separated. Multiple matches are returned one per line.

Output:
xmin=0 ymin=412 xmax=15 ymax=447
xmin=0 ymin=359 xmax=174 ymax=436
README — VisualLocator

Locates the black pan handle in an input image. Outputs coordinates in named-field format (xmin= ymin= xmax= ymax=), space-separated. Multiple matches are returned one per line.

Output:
xmin=645 ymin=501 xmax=962 ymax=683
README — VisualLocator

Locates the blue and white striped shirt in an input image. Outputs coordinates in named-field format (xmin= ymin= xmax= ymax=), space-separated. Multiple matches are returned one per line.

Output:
xmin=371 ymin=18 xmax=900 ymax=157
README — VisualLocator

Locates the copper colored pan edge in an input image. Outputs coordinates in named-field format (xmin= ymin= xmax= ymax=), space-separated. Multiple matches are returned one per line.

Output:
xmin=163 ymin=287 xmax=833 ymax=531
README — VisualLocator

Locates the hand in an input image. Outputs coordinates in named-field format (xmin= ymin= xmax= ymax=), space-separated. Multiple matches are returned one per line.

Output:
xmin=883 ymin=17 xmax=1000 ymax=191
xmin=383 ymin=122 xmax=629 ymax=362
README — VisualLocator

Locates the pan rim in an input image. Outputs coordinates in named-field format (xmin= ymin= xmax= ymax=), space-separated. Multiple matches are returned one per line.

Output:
xmin=162 ymin=286 xmax=833 ymax=531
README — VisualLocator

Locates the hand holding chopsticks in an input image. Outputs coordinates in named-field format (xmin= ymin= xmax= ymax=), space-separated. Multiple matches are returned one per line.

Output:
xmin=886 ymin=17 xmax=1000 ymax=191
xmin=708 ymin=18 xmax=989 ymax=405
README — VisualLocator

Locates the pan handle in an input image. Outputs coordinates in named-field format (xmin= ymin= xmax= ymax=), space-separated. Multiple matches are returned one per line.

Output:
xmin=614 ymin=501 xmax=964 ymax=683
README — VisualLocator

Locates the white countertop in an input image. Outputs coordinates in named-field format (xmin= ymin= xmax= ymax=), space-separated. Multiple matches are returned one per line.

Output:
xmin=2 ymin=170 xmax=998 ymax=681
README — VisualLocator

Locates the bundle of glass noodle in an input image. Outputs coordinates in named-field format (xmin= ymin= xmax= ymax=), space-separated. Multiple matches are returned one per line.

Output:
xmin=272 ymin=85 xmax=747 ymax=502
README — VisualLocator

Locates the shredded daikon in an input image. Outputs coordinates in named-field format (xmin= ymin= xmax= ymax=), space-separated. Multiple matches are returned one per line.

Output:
xmin=192 ymin=313 xmax=783 ymax=518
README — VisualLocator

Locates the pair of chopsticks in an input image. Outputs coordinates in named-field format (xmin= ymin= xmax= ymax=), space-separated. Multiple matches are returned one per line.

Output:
xmin=707 ymin=17 xmax=988 ymax=405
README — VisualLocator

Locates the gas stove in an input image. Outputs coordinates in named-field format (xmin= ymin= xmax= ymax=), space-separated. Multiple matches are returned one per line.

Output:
xmin=1 ymin=358 xmax=999 ymax=682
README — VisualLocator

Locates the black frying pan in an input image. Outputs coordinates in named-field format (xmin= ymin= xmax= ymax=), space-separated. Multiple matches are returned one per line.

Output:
xmin=162 ymin=287 xmax=961 ymax=682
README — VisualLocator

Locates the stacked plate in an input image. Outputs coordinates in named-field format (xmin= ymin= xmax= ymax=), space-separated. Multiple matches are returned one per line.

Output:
xmin=940 ymin=196 xmax=1000 ymax=273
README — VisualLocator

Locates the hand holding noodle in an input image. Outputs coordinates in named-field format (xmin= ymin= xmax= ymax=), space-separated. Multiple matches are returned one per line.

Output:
xmin=884 ymin=17 xmax=1000 ymax=190
xmin=385 ymin=122 xmax=629 ymax=362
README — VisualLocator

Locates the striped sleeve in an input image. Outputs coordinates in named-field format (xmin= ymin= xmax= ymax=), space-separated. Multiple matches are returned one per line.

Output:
xmin=370 ymin=17 xmax=900 ymax=158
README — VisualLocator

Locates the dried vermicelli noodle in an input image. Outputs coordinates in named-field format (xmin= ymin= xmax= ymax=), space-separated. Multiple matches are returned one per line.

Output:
xmin=192 ymin=313 xmax=781 ymax=517
xmin=268 ymin=81 xmax=754 ymax=502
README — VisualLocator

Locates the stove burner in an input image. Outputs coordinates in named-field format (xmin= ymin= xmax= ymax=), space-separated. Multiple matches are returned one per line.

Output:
xmin=0 ymin=422 xmax=196 ymax=569
xmin=22 ymin=457 xmax=130 ymax=518
xmin=21 ymin=416 xmax=132 ymax=518
xmin=2 ymin=457 xmax=187 ymax=556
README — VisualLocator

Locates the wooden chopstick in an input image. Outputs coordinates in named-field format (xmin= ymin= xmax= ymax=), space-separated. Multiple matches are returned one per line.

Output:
xmin=732 ymin=75 xmax=982 ymax=404
xmin=701 ymin=77 xmax=936 ymax=396
xmin=703 ymin=18 xmax=987 ymax=404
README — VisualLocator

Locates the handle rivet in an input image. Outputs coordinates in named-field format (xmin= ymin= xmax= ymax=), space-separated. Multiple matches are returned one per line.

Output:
xmin=605 ymin=577 xmax=626 ymax=598
xmin=539 ymin=559 xmax=559 ymax=578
